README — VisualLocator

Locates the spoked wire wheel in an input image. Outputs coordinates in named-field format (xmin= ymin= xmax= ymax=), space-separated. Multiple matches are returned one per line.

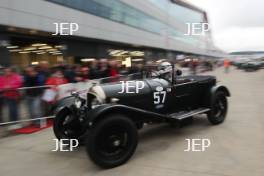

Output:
xmin=53 ymin=108 xmax=84 ymax=140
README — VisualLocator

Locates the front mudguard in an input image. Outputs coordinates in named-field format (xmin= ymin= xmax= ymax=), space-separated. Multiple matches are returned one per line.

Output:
xmin=53 ymin=96 xmax=75 ymax=114
xmin=54 ymin=106 xmax=72 ymax=117
xmin=54 ymin=103 xmax=78 ymax=121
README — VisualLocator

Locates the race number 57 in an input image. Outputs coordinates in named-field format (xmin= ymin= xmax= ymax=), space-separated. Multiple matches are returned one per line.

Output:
xmin=153 ymin=91 xmax=166 ymax=104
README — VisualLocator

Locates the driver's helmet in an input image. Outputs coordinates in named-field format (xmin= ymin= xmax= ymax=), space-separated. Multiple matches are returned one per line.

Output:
xmin=158 ymin=62 xmax=172 ymax=73
xmin=154 ymin=62 xmax=172 ymax=80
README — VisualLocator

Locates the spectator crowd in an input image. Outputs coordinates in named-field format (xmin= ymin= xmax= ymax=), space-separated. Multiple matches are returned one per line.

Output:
xmin=0 ymin=59 xmax=142 ymax=125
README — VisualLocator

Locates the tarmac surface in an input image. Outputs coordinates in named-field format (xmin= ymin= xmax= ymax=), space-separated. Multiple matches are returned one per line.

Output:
xmin=0 ymin=67 xmax=264 ymax=176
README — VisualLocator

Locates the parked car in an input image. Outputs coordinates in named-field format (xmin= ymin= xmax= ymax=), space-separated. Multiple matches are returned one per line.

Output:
xmin=240 ymin=61 xmax=262 ymax=71
xmin=53 ymin=62 xmax=230 ymax=168
xmin=232 ymin=59 xmax=248 ymax=69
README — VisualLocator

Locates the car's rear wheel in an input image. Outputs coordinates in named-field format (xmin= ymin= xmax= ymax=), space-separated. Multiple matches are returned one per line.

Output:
xmin=207 ymin=91 xmax=228 ymax=125
xmin=53 ymin=108 xmax=84 ymax=142
xmin=86 ymin=114 xmax=138 ymax=168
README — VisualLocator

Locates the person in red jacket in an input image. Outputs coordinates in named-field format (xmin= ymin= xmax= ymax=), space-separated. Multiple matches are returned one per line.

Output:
xmin=0 ymin=67 xmax=22 ymax=121
xmin=109 ymin=60 xmax=119 ymax=77
xmin=46 ymin=69 xmax=68 ymax=86
xmin=108 ymin=60 xmax=120 ymax=82
xmin=40 ymin=69 xmax=68 ymax=117
xmin=44 ymin=69 xmax=68 ymax=104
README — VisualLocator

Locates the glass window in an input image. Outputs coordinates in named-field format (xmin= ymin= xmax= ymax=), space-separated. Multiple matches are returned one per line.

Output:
xmin=169 ymin=4 xmax=204 ymax=23
xmin=47 ymin=0 xmax=202 ymax=46
xmin=147 ymin=0 xmax=204 ymax=23
xmin=47 ymin=0 xmax=166 ymax=34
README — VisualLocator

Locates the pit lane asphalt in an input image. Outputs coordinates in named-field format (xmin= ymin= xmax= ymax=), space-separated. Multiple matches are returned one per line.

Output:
xmin=0 ymin=67 xmax=263 ymax=176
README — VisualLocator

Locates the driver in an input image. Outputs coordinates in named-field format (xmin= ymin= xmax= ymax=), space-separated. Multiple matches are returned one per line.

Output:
xmin=152 ymin=62 xmax=173 ymax=80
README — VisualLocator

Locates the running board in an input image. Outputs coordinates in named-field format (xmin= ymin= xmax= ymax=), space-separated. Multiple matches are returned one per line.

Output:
xmin=168 ymin=108 xmax=210 ymax=120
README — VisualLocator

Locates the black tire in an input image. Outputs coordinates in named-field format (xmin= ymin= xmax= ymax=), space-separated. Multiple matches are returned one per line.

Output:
xmin=53 ymin=108 xmax=85 ymax=142
xmin=207 ymin=91 xmax=228 ymax=125
xmin=86 ymin=114 xmax=138 ymax=168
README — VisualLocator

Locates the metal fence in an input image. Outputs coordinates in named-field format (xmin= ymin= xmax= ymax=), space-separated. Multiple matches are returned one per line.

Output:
xmin=0 ymin=73 xmax=142 ymax=128
xmin=0 ymin=85 xmax=54 ymax=126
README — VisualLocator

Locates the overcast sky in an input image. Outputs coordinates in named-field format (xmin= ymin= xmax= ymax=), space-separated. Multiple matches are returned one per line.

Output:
xmin=186 ymin=0 xmax=264 ymax=52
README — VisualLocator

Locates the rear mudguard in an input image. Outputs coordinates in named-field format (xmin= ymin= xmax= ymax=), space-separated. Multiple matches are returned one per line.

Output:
xmin=211 ymin=85 xmax=231 ymax=97
xmin=84 ymin=104 xmax=167 ymax=128
xmin=207 ymin=85 xmax=230 ymax=107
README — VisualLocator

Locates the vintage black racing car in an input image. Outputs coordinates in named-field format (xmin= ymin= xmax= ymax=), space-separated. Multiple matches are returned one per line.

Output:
xmin=53 ymin=62 xmax=230 ymax=168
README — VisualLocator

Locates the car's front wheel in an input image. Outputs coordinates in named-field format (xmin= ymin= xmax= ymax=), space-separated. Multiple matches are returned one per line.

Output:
xmin=53 ymin=108 xmax=85 ymax=142
xmin=207 ymin=91 xmax=228 ymax=125
xmin=86 ymin=114 xmax=138 ymax=168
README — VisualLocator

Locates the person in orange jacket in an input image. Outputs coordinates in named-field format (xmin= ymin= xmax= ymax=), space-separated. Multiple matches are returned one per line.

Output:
xmin=224 ymin=59 xmax=231 ymax=73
